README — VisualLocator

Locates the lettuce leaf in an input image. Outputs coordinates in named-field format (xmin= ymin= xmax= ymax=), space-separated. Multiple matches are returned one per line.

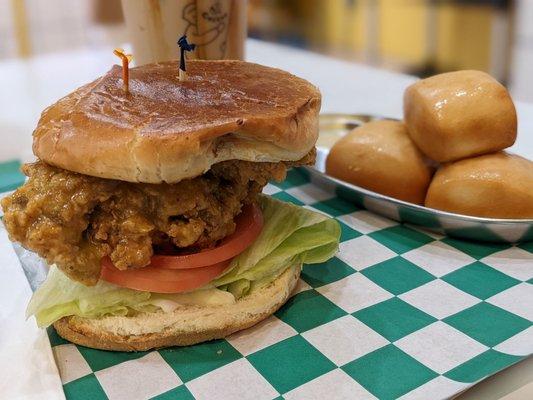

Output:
xmin=26 ymin=266 xmax=151 ymax=327
xmin=27 ymin=195 xmax=340 ymax=327
xmin=213 ymin=196 xmax=340 ymax=292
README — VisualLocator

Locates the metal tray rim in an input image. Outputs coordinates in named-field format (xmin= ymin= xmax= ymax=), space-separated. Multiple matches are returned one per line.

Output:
xmin=305 ymin=165 xmax=533 ymax=226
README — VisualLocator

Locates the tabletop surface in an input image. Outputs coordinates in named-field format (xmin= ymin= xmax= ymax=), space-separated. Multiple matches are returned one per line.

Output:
xmin=0 ymin=39 xmax=531 ymax=400
xmin=0 ymin=39 xmax=532 ymax=163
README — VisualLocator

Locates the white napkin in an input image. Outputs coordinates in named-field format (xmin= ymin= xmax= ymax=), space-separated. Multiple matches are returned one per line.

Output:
xmin=0 ymin=223 xmax=64 ymax=399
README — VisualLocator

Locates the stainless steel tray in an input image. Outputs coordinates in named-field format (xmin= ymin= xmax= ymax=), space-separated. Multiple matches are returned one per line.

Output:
xmin=306 ymin=113 xmax=533 ymax=243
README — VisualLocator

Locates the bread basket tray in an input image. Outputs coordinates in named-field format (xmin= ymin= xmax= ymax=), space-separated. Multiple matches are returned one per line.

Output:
xmin=302 ymin=113 xmax=533 ymax=243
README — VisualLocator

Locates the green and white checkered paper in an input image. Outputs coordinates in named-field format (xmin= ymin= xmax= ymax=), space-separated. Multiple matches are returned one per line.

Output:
xmin=2 ymin=162 xmax=532 ymax=400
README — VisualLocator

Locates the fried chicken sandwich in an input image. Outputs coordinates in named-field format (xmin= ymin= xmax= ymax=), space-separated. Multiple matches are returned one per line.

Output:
xmin=1 ymin=60 xmax=340 ymax=351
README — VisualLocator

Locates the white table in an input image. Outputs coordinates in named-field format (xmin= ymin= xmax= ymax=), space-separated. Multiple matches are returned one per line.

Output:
xmin=0 ymin=39 xmax=531 ymax=399
xmin=1 ymin=39 xmax=532 ymax=163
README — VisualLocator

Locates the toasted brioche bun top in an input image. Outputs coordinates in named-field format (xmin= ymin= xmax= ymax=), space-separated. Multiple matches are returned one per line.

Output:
xmin=33 ymin=60 xmax=321 ymax=183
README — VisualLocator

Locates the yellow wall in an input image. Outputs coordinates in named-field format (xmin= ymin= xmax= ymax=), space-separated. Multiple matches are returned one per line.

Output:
xmin=311 ymin=0 xmax=366 ymax=54
xmin=378 ymin=0 xmax=427 ymax=65
xmin=269 ymin=1 xmax=495 ymax=73
xmin=436 ymin=4 xmax=492 ymax=71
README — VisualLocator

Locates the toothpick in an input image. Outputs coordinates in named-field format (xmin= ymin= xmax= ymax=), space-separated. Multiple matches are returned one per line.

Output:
xmin=177 ymin=35 xmax=196 ymax=82
xmin=113 ymin=48 xmax=133 ymax=93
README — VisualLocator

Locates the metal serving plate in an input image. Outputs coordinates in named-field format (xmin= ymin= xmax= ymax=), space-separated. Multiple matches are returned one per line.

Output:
xmin=305 ymin=113 xmax=533 ymax=243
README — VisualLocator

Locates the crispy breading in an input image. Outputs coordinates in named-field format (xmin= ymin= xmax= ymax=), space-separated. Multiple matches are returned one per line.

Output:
xmin=1 ymin=151 xmax=314 ymax=285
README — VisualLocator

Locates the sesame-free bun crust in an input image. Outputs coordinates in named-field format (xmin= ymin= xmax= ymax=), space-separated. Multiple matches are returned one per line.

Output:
xmin=53 ymin=265 xmax=300 ymax=351
xmin=326 ymin=120 xmax=434 ymax=204
xmin=34 ymin=60 xmax=320 ymax=183
xmin=425 ymin=152 xmax=533 ymax=218
xmin=404 ymin=70 xmax=517 ymax=162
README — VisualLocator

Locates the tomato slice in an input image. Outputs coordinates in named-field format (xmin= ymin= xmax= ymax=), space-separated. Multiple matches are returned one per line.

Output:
xmin=150 ymin=203 xmax=263 ymax=269
xmin=99 ymin=203 xmax=262 ymax=293
xmin=101 ymin=257 xmax=231 ymax=293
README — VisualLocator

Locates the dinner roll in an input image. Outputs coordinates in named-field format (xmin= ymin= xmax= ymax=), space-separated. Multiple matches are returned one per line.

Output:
xmin=326 ymin=120 xmax=433 ymax=204
xmin=404 ymin=70 xmax=517 ymax=162
xmin=425 ymin=152 xmax=533 ymax=219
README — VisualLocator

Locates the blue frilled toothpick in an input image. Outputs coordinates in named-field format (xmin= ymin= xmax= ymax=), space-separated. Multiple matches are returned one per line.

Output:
xmin=177 ymin=35 xmax=196 ymax=81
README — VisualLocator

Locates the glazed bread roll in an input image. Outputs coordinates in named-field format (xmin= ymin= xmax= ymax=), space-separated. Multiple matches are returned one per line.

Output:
xmin=404 ymin=70 xmax=517 ymax=162
xmin=326 ymin=120 xmax=433 ymax=204
xmin=426 ymin=152 xmax=533 ymax=219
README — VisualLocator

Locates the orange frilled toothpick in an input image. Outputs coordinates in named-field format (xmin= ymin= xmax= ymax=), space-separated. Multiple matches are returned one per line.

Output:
xmin=113 ymin=48 xmax=133 ymax=93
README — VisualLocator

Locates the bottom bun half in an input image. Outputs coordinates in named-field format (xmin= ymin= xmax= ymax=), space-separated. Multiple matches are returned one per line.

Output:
xmin=54 ymin=265 xmax=301 ymax=351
